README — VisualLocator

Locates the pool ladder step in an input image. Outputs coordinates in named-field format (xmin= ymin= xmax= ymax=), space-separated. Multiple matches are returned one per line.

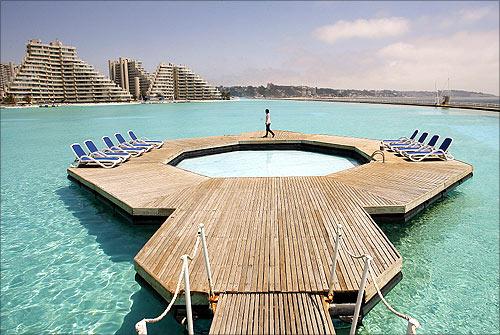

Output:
xmin=371 ymin=150 xmax=385 ymax=162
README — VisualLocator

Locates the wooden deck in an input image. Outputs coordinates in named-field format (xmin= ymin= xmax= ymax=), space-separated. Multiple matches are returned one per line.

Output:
xmin=134 ymin=177 xmax=401 ymax=299
xmin=210 ymin=293 xmax=336 ymax=334
xmin=67 ymin=130 xmax=473 ymax=333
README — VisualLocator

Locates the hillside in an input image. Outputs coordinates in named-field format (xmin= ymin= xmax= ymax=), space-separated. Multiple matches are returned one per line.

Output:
xmin=219 ymin=83 xmax=498 ymax=100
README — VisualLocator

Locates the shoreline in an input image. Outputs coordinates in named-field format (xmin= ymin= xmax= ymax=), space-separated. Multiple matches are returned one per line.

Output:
xmin=272 ymin=97 xmax=500 ymax=112
xmin=0 ymin=101 xmax=142 ymax=109
xmin=1 ymin=96 xmax=498 ymax=112
xmin=0 ymin=99 xmax=234 ymax=109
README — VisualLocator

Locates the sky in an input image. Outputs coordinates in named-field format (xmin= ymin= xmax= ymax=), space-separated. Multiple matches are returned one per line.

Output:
xmin=1 ymin=1 xmax=499 ymax=94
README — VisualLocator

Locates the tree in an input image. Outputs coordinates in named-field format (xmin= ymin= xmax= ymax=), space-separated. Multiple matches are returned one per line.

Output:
xmin=257 ymin=85 xmax=266 ymax=97
xmin=220 ymin=91 xmax=231 ymax=100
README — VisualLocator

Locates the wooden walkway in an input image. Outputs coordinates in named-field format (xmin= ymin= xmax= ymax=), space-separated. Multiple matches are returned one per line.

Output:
xmin=210 ymin=293 xmax=336 ymax=334
xmin=135 ymin=177 xmax=401 ymax=300
xmin=67 ymin=130 xmax=473 ymax=334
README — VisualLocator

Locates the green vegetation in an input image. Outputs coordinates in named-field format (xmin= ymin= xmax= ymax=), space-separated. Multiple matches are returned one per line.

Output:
xmin=220 ymin=91 xmax=230 ymax=100
xmin=220 ymin=83 xmax=497 ymax=100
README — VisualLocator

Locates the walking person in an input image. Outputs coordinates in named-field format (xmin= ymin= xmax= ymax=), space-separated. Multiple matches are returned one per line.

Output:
xmin=264 ymin=109 xmax=275 ymax=138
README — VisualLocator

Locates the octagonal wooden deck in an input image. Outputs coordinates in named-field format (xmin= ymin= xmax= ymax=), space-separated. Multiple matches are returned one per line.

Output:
xmin=67 ymin=131 xmax=473 ymax=334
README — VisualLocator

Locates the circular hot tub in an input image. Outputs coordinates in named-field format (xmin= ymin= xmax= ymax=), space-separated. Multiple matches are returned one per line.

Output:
xmin=173 ymin=144 xmax=365 ymax=177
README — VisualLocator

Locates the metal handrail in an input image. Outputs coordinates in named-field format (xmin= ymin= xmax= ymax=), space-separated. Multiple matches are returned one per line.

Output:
xmin=135 ymin=224 xmax=215 ymax=335
xmin=371 ymin=150 xmax=385 ymax=163
xmin=327 ymin=224 xmax=420 ymax=335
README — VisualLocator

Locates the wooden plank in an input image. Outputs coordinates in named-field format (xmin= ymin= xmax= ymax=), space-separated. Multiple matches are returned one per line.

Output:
xmin=209 ymin=293 xmax=336 ymax=334
xmin=134 ymin=175 xmax=404 ymax=298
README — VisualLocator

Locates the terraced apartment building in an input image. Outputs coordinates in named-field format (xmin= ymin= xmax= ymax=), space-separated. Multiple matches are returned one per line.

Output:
xmin=0 ymin=62 xmax=19 ymax=100
xmin=5 ymin=39 xmax=131 ymax=104
xmin=110 ymin=59 xmax=221 ymax=101
xmin=147 ymin=62 xmax=175 ymax=100
xmin=173 ymin=65 xmax=221 ymax=100
xmin=108 ymin=58 xmax=151 ymax=100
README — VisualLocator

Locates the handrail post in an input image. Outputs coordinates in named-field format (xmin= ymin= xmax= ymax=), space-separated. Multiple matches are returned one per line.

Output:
xmin=199 ymin=224 xmax=215 ymax=298
xmin=371 ymin=150 xmax=385 ymax=163
xmin=349 ymin=255 xmax=372 ymax=335
xmin=406 ymin=318 xmax=420 ymax=335
xmin=181 ymin=255 xmax=194 ymax=335
xmin=328 ymin=224 xmax=343 ymax=299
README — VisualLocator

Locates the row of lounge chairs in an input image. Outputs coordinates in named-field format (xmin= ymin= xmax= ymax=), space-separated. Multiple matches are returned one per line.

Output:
xmin=70 ymin=130 xmax=164 ymax=168
xmin=381 ymin=129 xmax=454 ymax=162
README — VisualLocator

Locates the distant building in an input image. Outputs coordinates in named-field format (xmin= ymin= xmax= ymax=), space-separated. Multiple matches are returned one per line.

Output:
xmin=146 ymin=63 xmax=221 ymax=101
xmin=0 ymin=62 xmax=18 ymax=100
xmin=173 ymin=65 xmax=221 ymax=100
xmin=108 ymin=59 xmax=221 ymax=101
xmin=6 ymin=39 xmax=131 ymax=104
xmin=147 ymin=62 xmax=175 ymax=100
xmin=108 ymin=58 xmax=151 ymax=100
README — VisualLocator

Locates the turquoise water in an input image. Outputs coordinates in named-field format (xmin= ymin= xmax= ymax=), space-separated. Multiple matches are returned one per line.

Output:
xmin=176 ymin=150 xmax=359 ymax=177
xmin=1 ymin=100 xmax=498 ymax=334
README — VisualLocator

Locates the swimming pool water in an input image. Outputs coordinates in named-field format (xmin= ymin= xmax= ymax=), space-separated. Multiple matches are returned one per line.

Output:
xmin=1 ymin=100 xmax=498 ymax=334
xmin=176 ymin=150 xmax=359 ymax=177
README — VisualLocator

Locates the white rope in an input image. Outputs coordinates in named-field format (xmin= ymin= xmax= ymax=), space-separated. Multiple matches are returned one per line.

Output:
xmin=331 ymin=224 xmax=420 ymax=333
xmin=135 ymin=232 xmax=202 ymax=335
xmin=340 ymin=237 xmax=366 ymax=259
xmin=367 ymin=262 xmax=421 ymax=329
xmin=135 ymin=265 xmax=185 ymax=334
xmin=188 ymin=233 xmax=201 ymax=261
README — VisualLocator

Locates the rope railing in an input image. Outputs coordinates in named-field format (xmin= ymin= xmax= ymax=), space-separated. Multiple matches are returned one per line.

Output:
xmin=328 ymin=224 xmax=420 ymax=335
xmin=135 ymin=224 xmax=213 ymax=335
xmin=341 ymin=237 xmax=366 ymax=259
xmin=135 ymin=261 xmax=187 ymax=335
xmin=367 ymin=262 xmax=421 ymax=334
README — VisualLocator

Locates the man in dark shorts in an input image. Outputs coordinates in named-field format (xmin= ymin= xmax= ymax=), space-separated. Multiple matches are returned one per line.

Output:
xmin=264 ymin=109 xmax=275 ymax=138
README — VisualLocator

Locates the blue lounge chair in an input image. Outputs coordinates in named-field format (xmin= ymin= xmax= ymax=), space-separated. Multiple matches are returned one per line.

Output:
xmin=394 ymin=134 xmax=440 ymax=154
xmin=115 ymin=133 xmax=153 ymax=152
xmin=402 ymin=138 xmax=454 ymax=161
xmin=70 ymin=143 xmax=121 ymax=168
xmin=102 ymin=136 xmax=145 ymax=157
xmin=84 ymin=139 xmax=131 ymax=162
xmin=382 ymin=129 xmax=419 ymax=147
xmin=128 ymin=130 xmax=164 ymax=148
xmin=388 ymin=132 xmax=428 ymax=151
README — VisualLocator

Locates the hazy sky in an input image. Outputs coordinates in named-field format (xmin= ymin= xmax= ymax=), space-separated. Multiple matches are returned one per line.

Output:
xmin=1 ymin=1 xmax=499 ymax=94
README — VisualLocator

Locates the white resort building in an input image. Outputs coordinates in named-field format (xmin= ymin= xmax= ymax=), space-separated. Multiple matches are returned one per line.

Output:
xmin=173 ymin=65 xmax=222 ymax=100
xmin=2 ymin=39 xmax=221 ymax=104
xmin=108 ymin=58 xmax=151 ymax=100
xmin=5 ymin=39 xmax=132 ymax=104
xmin=0 ymin=62 xmax=19 ymax=100
xmin=147 ymin=62 xmax=175 ymax=100
xmin=109 ymin=60 xmax=222 ymax=101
